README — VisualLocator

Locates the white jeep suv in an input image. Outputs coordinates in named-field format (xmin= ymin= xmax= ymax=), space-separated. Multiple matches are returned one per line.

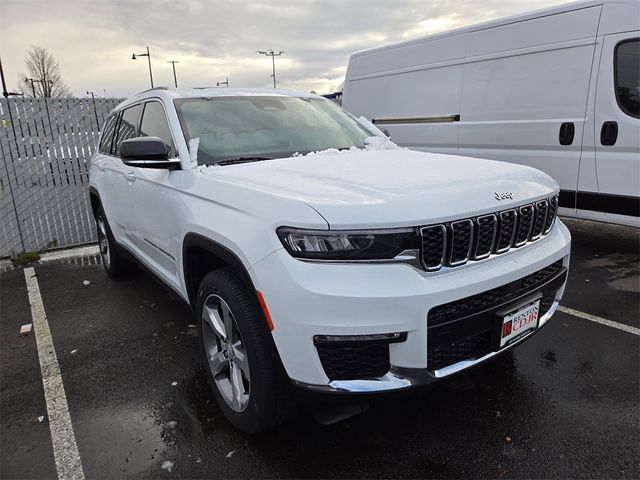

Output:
xmin=89 ymin=87 xmax=571 ymax=432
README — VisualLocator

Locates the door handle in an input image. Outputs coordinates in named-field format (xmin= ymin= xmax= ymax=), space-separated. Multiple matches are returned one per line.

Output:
xmin=600 ymin=121 xmax=618 ymax=146
xmin=124 ymin=171 xmax=137 ymax=182
xmin=559 ymin=122 xmax=575 ymax=145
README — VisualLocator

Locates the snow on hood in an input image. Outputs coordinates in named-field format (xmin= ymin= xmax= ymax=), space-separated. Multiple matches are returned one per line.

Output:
xmin=292 ymin=136 xmax=403 ymax=158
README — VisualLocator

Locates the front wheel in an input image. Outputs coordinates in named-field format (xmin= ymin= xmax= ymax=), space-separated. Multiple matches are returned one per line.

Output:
xmin=196 ymin=268 xmax=296 ymax=432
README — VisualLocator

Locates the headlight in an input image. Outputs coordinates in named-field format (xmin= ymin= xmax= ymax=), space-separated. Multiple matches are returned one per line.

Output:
xmin=277 ymin=227 xmax=418 ymax=261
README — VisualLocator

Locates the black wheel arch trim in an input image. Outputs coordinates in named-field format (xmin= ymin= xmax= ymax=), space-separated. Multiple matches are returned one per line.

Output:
xmin=182 ymin=233 xmax=257 ymax=309
xmin=89 ymin=186 xmax=102 ymax=218
xmin=182 ymin=232 xmax=291 ymax=386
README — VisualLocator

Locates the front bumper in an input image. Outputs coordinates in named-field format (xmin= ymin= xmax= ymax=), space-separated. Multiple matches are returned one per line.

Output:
xmin=249 ymin=220 xmax=571 ymax=394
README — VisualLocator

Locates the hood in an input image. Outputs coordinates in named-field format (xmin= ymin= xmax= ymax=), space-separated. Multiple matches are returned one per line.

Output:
xmin=203 ymin=149 xmax=558 ymax=229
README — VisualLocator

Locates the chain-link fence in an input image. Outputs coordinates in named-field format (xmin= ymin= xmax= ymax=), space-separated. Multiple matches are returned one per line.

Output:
xmin=0 ymin=97 xmax=124 ymax=257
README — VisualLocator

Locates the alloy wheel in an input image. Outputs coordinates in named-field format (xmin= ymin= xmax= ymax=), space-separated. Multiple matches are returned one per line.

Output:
xmin=96 ymin=216 xmax=110 ymax=269
xmin=201 ymin=294 xmax=251 ymax=412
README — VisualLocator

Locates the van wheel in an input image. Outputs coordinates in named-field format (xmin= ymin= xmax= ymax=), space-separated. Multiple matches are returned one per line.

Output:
xmin=95 ymin=206 xmax=137 ymax=278
xmin=196 ymin=267 xmax=296 ymax=433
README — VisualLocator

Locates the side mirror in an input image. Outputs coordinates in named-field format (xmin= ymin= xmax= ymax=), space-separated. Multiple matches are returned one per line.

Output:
xmin=120 ymin=137 xmax=180 ymax=169
xmin=356 ymin=115 xmax=391 ymax=139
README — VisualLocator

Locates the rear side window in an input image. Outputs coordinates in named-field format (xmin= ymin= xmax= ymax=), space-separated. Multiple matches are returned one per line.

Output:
xmin=98 ymin=114 xmax=118 ymax=155
xmin=140 ymin=101 xmax=176 ymax=157
xmin=615 ymin=39 xmax=639 ymax=118
xmin=115 ymin=104 xmax=142 ymax=156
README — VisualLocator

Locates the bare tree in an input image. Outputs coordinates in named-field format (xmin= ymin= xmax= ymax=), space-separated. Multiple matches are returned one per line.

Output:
xmin=18 ymin=46 xmax=71 ymax=98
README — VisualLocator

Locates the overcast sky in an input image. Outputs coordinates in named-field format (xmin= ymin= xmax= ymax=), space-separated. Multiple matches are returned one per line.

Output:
xmin=2 ymin=0 xmax=564 ymax=98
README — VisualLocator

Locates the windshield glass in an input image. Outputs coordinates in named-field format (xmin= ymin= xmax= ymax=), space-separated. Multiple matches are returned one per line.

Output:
xmin=174 ymin=96 xmax=371 ymax=165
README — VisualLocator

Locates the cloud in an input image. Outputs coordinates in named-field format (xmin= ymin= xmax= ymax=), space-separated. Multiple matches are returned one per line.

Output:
xmin=0 ymin=0 xmax=561 ymax=98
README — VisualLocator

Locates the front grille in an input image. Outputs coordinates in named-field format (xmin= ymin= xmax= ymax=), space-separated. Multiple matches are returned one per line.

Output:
xmin=315 ymin=342 xmax=391 ymax=381
xmin=474 ymin=214 xmax=497 ymax=259
xmin=531 ymin=200 xmax=548 ymax=240
xmin=427 ymin=296 xmax=557 ymax=371
xmin=515 ymin=205 xmax=534 ymax=246
xmin=428 ymin=331 xmax=492 ymax=371
xmin=420 ymin=225 xmax=446 ymax=271
xmin=545 ymin=196 xmax=558 ymax=233
xmin=420 ymin=194 xmax=558 ymax=271
xmin=426 ymin=259 xmax=565 ymax=371
xmin=496 ymin=210 xmax=517 ymax=252
xmin=428 ymin=260 xmax=563 ymax=327
xmin=450 ymin=220 xmax=473 ymax=265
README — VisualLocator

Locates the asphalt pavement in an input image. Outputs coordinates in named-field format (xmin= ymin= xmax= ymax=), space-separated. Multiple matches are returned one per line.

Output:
xmin=1 ymin=218 xmax=638 ymax=479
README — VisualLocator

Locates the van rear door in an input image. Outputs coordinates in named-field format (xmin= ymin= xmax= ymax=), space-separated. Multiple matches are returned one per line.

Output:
xmin=591 ymin=34 xmax=640 ymax=224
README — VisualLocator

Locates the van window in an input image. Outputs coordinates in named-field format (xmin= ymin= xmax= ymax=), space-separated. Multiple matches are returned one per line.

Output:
xmin=615 ymin=39 xmax=639 ymax=118
xmin=140 ymin=101 xmax=176 ymax=157
xmin=98 ymin=114 xmax=118 ymax=155
xmin=115 ymin=104 xmax=142 ymax=156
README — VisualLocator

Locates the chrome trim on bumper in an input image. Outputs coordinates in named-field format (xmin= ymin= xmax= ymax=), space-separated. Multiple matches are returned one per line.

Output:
xmin=293 ymin=300 xmax=559 ymax=395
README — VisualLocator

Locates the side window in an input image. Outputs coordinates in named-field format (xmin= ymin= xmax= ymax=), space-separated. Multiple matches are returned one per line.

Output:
xmin=615 ymin=39 xmax=639 ymax=118
xmin=115 ymin=104 xmax=142 ymax=156
xmin=98 ymin=114 xmax=118 ymax=154
xmin=140 ymin=101 xmax=176 ymax=157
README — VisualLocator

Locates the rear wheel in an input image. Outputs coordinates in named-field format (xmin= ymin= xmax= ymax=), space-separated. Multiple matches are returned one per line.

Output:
xmin=196 ymin=268 xmax=296 ymax=432
xmin=95 ymin=206 xmax=137 ymax=278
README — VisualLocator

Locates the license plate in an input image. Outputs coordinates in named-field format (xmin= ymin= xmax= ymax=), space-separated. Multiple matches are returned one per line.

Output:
xmin=500 ymin=299 xmax=540 ymax=348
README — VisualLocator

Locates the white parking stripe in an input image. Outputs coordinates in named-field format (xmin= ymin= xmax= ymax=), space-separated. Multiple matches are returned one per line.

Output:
xmin=558 ymin=305 xmax=640 ymax=336
xmin=24 ymin=267 xmax=85 ymax=480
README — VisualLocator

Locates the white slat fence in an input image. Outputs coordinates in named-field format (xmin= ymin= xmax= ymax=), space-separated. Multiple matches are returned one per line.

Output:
xmin=0 ymin=97 xmax=124 ymax=257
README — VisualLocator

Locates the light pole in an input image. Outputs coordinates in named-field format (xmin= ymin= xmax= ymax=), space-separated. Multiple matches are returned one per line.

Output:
xmin=0 ymin=57 xmax=22 ymax=98
xmin=216 ymin=77 xmax=229 ymax=87
xmin=256 ymin=50 xmax=283 ymax=88
xmin=86 ymin=91 xmax=100 ymax=129
xmin=132 ymin=46 xmax=154 ymax=88
xmin=166 ymin=60 xmax=179 ymax=87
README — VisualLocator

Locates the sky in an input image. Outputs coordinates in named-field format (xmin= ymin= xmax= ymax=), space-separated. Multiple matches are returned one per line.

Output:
xmin=1 ymin=0 xmax=565 ymax=98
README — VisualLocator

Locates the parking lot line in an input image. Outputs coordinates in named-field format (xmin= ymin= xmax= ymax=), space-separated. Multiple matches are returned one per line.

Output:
xmin=558 ymin=305 xmax=640 ymax=336
xmin=24 ymin=267 xmax=85 ymax=480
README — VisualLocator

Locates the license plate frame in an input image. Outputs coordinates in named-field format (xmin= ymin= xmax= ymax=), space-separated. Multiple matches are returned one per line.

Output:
xmin=496 ymin=294 xmax=542 ymax=349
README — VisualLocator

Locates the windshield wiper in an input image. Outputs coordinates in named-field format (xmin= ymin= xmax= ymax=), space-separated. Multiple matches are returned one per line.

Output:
xmin=209 ymin=156 xmax=274 ymax=166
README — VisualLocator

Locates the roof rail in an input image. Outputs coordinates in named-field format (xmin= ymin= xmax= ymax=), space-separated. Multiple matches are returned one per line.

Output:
xmin=138 ymin=86 xmax=169 ymax=94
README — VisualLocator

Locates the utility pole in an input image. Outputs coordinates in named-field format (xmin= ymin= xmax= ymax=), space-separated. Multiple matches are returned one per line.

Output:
xmin=256 ymin=50 xmax=284 ymax=88
xmin=166 ymin=60 xmax=179 ymax=87
xmin=27 ymin=78 xmax=36 ymax=97
xmin=29 ymin=78 xmax=53 ymax=97
xmin=132 ymin=46 xmax=154 ymax=88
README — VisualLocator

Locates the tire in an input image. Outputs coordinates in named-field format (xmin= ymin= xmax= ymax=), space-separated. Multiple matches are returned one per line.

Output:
xmin=95 ymin=206 xmax=137 ymax=278
xmin=196 ymin=267 xmax=297 ymax=432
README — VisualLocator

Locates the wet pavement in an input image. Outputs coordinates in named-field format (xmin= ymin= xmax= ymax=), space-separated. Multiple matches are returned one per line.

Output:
xmin=1 ymin=218 xmax=638 ymax=479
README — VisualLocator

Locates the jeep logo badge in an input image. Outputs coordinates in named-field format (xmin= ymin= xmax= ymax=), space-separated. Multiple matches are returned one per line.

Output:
xmin=495 ymin=191 xmax=515 ymax=200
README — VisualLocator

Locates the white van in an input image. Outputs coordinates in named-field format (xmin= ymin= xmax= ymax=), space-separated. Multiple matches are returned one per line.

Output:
xmin=343 ymin=0 xmax=639 ymax=227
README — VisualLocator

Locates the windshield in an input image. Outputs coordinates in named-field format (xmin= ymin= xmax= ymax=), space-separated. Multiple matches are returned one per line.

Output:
xmin=174 ymin=96 xmax=371 ymax=165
